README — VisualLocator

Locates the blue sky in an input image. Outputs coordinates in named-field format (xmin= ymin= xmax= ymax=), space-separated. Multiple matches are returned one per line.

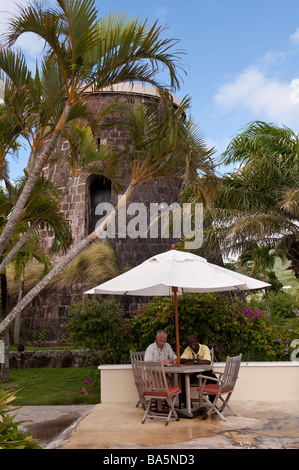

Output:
xmin=2 ymin=0 xmax=299 ymax=178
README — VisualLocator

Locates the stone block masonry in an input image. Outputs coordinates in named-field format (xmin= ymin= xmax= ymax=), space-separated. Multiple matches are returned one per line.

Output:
xmin=21 ymin=86 xmax=183 ymax=344
xmin=9 ymin=349 xmax=87 ymax=368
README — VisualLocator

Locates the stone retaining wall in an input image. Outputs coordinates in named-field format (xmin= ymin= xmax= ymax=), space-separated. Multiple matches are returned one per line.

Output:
xmin=9 ymin=349 xmax=87 ymax=369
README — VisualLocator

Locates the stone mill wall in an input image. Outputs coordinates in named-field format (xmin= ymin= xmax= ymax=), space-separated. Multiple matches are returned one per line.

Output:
xmin=19 ymin=87 xmax=182 ymax=345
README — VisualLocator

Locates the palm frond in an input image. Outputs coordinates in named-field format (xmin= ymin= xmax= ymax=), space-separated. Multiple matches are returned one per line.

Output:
xmin=6 ymin=241 xmax=118 ymax=301
xmin=278 ymin=187 xmax=299 ymax=218
xmin=97 ymin=92 xmax=215 ymax=189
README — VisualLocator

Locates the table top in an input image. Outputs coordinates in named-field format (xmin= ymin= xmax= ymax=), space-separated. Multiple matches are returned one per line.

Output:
xmin=164 ymin=363 xmax=212 ymax=374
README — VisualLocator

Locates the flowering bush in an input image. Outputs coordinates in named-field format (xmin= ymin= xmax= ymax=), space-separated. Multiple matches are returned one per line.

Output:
xmin=124 ymin=293 xmax=299 ymax=361
xmin=78 ymin=377 xmax=94 ymax=395
xmin=250 ymin=291 xmax=297 ymax=318
xmin=65 ymin=293 xmax=299 ymax=363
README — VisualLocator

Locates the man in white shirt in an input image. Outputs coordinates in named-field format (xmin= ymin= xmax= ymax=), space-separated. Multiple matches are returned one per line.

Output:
xmin=144 ymin=330 xmax=177 ymax=365
xmin=144 ymin=330 xmax=177 ymax=411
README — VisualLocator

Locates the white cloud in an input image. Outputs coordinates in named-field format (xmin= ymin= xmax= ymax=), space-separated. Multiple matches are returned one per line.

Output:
xmin=290 ymin=27 xmax=299 ymax=43
xmin=0 ymin=1 xmax=47 ymax=68
xmin=213 ymin=65 xmax=299 ymax=128
xmin=17 ymin=32 xmax=45 ymax=58
xmin=206 ymin=136 xmax=230 ymax=155
xmin=155 ymin=6 xmax=169 ymax=19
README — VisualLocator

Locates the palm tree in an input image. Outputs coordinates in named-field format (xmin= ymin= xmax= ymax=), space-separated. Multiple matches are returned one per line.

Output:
xmin=238 ymin=244 xmax=277 ymax=280
xmin=218 ymin=121 xmax=299 ymax=274
xmin=0 ymin=0 xmax=184 ymax=259
xmin=0 ymin=176 xmax=70 ymax=346
xmin=51 ymin=242 xmax=118 ymax=290
xmin=177 ymin=172 xmax=224 ymax=265
xmin=11 ymin=239 xmax=53 ymax=344
xmin=0 ymin=176 xmax=71 ymax=274
xmin=183 ymin=122 xmax=298 ymax=278
xmin=179 ymin=120 xmax=299 ymax=279
xmin=0 ymin=93 xmax=215 ymax=334
xmin=98 ymin=93 xmax=215 ymax=188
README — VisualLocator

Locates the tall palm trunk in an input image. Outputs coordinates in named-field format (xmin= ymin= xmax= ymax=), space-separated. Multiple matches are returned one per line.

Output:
xmin=13 ymin=271 xmax=25 ymax=345
xmin=0 ymin=270 xmax=9 ymax=380
xmin=0 ymin=105 xmax=71 ymax=256
xmin=0 ymin=184 xmax=133 ymax=334
xmin=286 ymin=240 xmax=299 ymax=278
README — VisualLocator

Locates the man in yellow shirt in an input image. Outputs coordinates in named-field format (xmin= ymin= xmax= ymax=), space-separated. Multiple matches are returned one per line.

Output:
xmin=180 ymin=335 xmax=211 ymax=365
xmin=180 ymin=335 xmax=216 ymax=409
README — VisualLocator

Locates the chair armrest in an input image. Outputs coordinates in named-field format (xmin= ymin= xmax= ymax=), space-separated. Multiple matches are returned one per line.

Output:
xmin=196 ymin=374 xmax=218 ymax=382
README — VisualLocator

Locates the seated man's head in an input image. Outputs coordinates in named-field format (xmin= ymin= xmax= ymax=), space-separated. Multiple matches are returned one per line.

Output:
xmin=187 ymin=335 xmax=199 ymax=353
xmin=156 ymin=330 xmax=167 ymax=349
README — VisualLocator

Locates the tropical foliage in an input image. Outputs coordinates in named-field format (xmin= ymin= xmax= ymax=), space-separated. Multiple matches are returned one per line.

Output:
xmin=63 ymin=297 xmax=126 ymax=364
xmin=64 ymin=293 xmax=299 ymax=363
xmin=0 ymin=0 xmax=184 ymax=258
xmin=0 ymin=0 xmax=297 ymax=367
xmin=0 ymin=0 xmax=201 ymax=335
xmin=0 ymin=388 xmax=41 ymax=449
xmin=124 ymin=293 xmax=299 ymax=362
xmin=6 ymin=242 xmax=118 ymax=300
xmin=249 ymin=290 xmax=298 ymax=320
xmin=179 ymin=121 xmax=299 ymax=282
xmin=98 ymin=93 xmax=215 ymax=189
xmin=219 ymin=122 xmax=299 ymax=271
xmin=48 ymin=120 xmax=114 ymax=193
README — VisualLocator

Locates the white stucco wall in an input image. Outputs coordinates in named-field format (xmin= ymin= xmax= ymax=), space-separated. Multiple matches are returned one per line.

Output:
xmin=98 ymin=362 xmax=299 ymax=402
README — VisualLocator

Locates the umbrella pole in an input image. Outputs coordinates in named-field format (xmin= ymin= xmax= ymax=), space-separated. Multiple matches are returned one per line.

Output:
xmin=172 ymin=286 xmax=182 ymax=398
xmin=172 ymin=286 xmax=180 ymax=367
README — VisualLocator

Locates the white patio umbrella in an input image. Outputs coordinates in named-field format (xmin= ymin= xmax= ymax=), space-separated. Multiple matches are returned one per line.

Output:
xmin=85 ymin=248 xmax=270 ymax=364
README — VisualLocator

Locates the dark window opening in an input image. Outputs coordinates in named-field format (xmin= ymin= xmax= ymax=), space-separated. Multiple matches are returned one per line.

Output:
xmin=89 ymin=176 xmax=111 ymax=233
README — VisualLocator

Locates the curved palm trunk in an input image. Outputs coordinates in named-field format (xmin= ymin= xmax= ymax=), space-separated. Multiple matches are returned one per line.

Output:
xmin=0 ymin=184 xmax=134 ymax=334
xmin=0 ymin=220 xmax=41 ymax=274
xmin=0 ymin=105 xmax=71 ymax=256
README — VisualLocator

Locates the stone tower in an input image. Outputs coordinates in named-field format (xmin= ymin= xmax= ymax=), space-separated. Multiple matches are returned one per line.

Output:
xmin=21 ymin=84 xmax=183 ymax=344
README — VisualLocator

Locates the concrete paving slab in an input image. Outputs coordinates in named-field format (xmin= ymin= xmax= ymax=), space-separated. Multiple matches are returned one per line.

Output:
xmin=46 ymin=400 xmax=299 ymax=450
xmin=12 ymin=405 xmax=96 ymax=448
xmin=11 ymin=400 xmax=299 ymax=450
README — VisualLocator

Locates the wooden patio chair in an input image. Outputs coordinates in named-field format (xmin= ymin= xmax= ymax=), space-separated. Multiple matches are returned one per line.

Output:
xmin=190 ymin=348 xmax=214 ymax=404
xmin=196 ymin=353 xmax=242 ymax=421
xmin=130 ymin=350 xmax=146 ymax=409
xmin=134 ymin=360 xmax=181 ymax=426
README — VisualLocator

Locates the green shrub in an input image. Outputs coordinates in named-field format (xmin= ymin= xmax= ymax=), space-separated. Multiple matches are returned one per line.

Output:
xmin=64 ymin=293 xmax=299 ymax=363
xmin=63 ymin=298 xmax=126 ymax=364
xmin=250 ymin=291 xmax=297 ymax=319
xmin=124 ymin=293 xmax=299 ymax=361
xmin=266 ymin=270 xmax=283 ymax=293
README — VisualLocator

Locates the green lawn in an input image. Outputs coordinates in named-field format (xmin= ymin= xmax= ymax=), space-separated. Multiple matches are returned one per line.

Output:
xmin=0 ymin=367 xmax=100 ymax=406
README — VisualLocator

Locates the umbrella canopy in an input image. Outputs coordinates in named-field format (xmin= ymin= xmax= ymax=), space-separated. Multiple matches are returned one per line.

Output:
xmin=85 ymin=248 xmax=270 ymax=363
xmin=85 ymin=248 xmax=270 ymax=295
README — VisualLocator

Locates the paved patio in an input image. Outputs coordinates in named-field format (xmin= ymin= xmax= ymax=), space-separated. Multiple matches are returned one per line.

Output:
xmin=16 ymin=400 xmax=299 ymax=449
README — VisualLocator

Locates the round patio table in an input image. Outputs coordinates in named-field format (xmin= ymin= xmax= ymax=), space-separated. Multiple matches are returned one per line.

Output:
xmin=165 ymin=363 xmax=212 ymax=418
